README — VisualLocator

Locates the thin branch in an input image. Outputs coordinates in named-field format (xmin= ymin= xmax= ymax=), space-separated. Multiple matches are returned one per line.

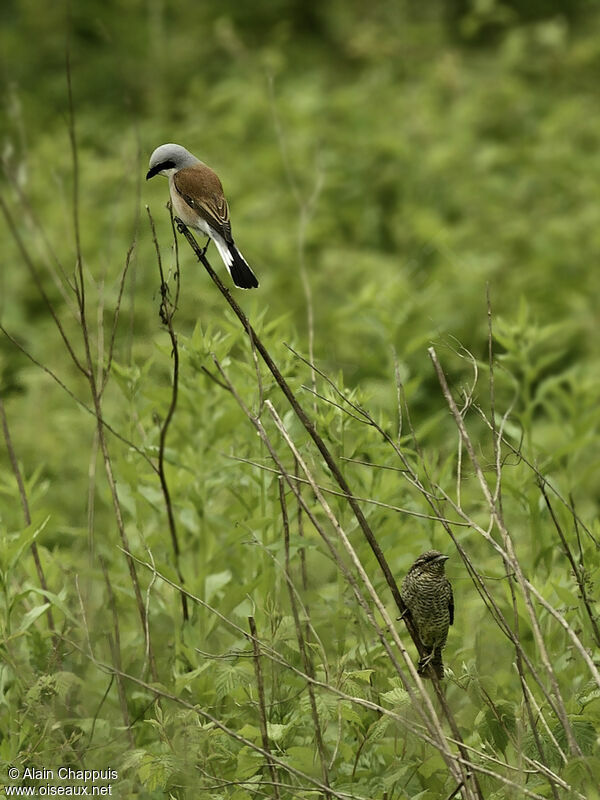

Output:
xmin=227 ymin=453 xmax=471 ymax=526
xmin=0 ymin=395 xmax=55 ymax=632
xmin=62 ymin=644 xmax=371 ymax=800
xmin=86 ymin=429 xmax=99 ymax=559
xmin=100 ymin=556 xmax=134 ymax=746
xmin=279 ymin=480 xmax=331 ymax=792
xmin=294 ymin=457 xmax=309 ymax=595
xmin=146 ymin=205 xmax=188 ymax=621
xmin=62 ymin=57 xmax=158 ymax=679
xmin=120 ymin=551 xmax=586 ymax=797
xmin=1 ymin=158 xmax=79 ymax=314
xmin=174 ymin=222 xmax=422 ymax=652
xmin=66 ymin=48 xmax=84 ymax=309
xmin=200 ymin=364 xmax=232 ymax=391
xmin=428 ymin=345 xmax=583 ymax=756
xmin=248 ymin=616 xmax=282 ymax=800
xmin=475 ymin=406 xmax=597 ymax=546
xmin=66 ymin=627 xmax=579 ymax=800
xmin=538 ymin=479 xmax=600 ymax=648
xmin=174 ymin=218 xmax=483 ymax=800
xmin=0 ymin=325 xmax=157 ymax=471
xmin=208 ymin=360 xmax=451 ymax=748
xmin=101 ymin=241 xmax=136 ymax=395
xmin=0 ymin=196 xmax=87 ymax=376
xmin=300 ymin=384 xmax=372 ymax=425
xmin=267 ymin=75 xmax=323 ymax=413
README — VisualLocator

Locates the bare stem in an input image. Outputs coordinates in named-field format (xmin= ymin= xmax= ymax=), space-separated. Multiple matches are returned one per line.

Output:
xmin=279 ymin=480 xmax=331 ymax=792
xmin=100 ymin=556 xmax=134 ymax=745
xmin=146 ymin=206 xmax=188 ymax=622
xmin=247 ymin=616 xmax=281 ymax=800
xmin=428 ymin=345 xmax=582 ymax=757
xmin=0 ymin=395 xmax=55 ymax=632
xmin=538 ymin=479 xmax=600 ymax=648
xmin=174 ymin=219 xmax=483 ymax=800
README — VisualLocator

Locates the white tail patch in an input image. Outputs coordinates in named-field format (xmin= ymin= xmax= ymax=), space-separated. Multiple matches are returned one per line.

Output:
xmin=212 ymin=233 xmax=234 ymax=270
xmin=210 ymin=231 xmax=258 ymax=288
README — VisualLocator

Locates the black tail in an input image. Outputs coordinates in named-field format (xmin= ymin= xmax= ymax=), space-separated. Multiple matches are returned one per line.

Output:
xmin=229 ymin=244 xmax=259 ymax=289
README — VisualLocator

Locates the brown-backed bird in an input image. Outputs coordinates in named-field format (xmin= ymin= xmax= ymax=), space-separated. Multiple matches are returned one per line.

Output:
xmin=146 ymin=143 xmax=259 ymax=289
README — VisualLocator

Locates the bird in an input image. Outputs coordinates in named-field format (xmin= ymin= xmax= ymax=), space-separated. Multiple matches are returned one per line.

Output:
xmin=146 ymin=143 xmax=259 ymax=289
xmin=400 ymin=550 xmax=453 ymax=679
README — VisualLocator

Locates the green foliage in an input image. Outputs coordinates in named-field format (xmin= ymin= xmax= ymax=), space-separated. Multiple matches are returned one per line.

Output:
xmin=1 ymin=0 xmax=600 ymax=797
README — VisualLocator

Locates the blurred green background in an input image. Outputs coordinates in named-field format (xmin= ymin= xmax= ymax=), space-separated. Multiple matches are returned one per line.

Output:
xmin=1 ymin=0 xmax=600 ymax=797
xmin=2 ymin=0 xmax=600 ymax=528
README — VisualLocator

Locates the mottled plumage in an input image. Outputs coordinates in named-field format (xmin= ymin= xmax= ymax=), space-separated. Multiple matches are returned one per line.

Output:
xmin=400 ymin=550 xmax=453 ymax=679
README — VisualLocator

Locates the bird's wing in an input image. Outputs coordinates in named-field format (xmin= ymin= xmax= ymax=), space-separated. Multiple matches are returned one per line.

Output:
xmin=448 ymin=582 xmax=454 ymax=626
xmin=173 ymin=165 xmax=233 ymax=242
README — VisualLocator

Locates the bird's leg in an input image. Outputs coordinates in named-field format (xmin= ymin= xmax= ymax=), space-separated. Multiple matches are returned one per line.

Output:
xmin=418 ymin=649 xmax=435 ymax=670
xmin=418 ymin=648 xmax=444 ymax=679
xmin=201 ymin=237 xmax=211 ymax=257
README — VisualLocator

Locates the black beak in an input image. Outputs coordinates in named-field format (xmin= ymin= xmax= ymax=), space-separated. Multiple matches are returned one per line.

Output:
xmin=146 ymin=159 xmax=176 ymax=181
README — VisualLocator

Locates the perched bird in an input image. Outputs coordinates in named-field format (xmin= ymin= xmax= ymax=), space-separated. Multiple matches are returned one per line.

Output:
xmin=146 ymin=143 xmax=259 ymax=289
xmin=400 ymin=550 xmax=453 ymax=679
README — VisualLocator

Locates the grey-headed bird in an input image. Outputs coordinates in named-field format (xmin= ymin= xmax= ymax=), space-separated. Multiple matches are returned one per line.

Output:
xmin=146 ymin=143 xmax=259 ymax=289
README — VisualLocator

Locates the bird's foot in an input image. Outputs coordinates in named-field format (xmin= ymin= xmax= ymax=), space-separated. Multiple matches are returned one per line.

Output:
xmin=417 ymin=650 xmax=444 ymax=680
xmin=174 ymin=216 xmax=187 ymax=234
xmin=418 ymin=650 xmax=435 ymax=670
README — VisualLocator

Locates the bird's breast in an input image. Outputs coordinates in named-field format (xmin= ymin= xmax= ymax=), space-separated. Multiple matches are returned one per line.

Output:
xmin=169 ymin=178 xmax=212 ymax=235
xmin=401 ymin=574 xmax=451 ymax=646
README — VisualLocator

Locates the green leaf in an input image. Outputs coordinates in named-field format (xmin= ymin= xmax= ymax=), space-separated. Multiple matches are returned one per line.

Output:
xmin=552 ymin=582 xmax=579 ymax=607
xmin=237 ymin=723 xmax=260 ymax=741
xmin=0 ymin=515 xmax=50 ymax=572
xmin=266 ymin=722 xmax=288 ymax=742
xmin=381 ymin=687 xmax=410 ymax=707
xmin=284 ymin=746 xmax=319 ymax=776
xmin=138 ymin=754 xmax=174 ymax=791
xmin=418 ymin=753 xmax=446 ymax=779
xmin=346 ymin=668 xmax=375 ymax=683
xmin=236 ymin=746 xmax=263 ymax=780
xmin=23 ymin=586 xmax=78 ymax=625
xmin=206 ymin=569 xmax=232 ymax=602
xmin=14 ymin=603 xmax=50 ymax=635
xmin=367 ymin=715 xmax=390 ymax=742
xmin=476 ymin=703 xmax=516 ymax=755
xmin=338 ymin=701 xmax=363 ymax=726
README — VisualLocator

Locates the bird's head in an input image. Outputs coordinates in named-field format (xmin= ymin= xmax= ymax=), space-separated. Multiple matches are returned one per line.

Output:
xmin=146 ymin=143 xmax=199 ymax=180
xmin=409 ymin=550 xmax=449 ymax=577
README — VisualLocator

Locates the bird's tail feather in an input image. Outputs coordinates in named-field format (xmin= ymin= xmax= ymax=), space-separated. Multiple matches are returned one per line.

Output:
xmin=213 ymin=237 xmax=259 ymax=289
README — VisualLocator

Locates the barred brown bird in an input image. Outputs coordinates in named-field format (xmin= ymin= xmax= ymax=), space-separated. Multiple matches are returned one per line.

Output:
xmin=400 ymin=550 xmax=453 ymax=679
